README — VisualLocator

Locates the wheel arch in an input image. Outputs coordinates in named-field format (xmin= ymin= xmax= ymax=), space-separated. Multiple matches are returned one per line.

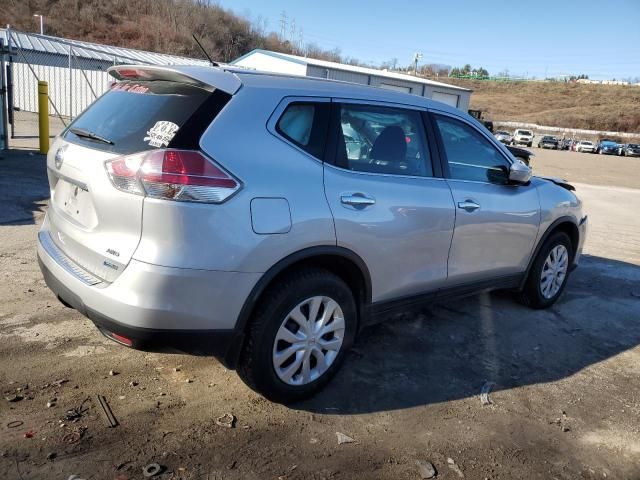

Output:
xmin=520 ymin=216 xmax=580 ymax=290
xmin=224 ymin=246 xmax=372 ymax=368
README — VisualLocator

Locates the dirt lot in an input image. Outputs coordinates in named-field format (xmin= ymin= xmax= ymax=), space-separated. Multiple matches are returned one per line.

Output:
xmin=1 ymin=146 xmax=639 ymax=480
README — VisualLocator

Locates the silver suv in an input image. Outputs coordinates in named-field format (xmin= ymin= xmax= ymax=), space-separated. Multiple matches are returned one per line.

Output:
xmin=38 ymin=65 xmax=587 ymax=402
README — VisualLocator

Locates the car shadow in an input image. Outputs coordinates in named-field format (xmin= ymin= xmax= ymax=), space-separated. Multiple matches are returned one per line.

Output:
xmin=296 ymin=254 xmax=640 ymax=414
xmin=0 ymin=149 xmax=49 ymax=225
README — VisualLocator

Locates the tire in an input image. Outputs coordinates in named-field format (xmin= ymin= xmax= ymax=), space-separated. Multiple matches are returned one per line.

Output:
xmin=517 ymin=232 xmax=572 ymax=309
xmin=237 ymin=268 xmax=357 ymax=403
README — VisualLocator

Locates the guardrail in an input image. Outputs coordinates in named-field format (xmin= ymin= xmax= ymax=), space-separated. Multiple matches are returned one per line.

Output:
xmin=495 ymin=121 xmax=640 ymax=140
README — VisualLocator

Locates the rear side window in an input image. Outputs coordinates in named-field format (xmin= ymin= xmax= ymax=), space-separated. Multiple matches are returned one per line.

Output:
xmin=276 ymin=102 xmax=330 ymax=160
xmin=64 ymin=81 xmax=230 ymax=154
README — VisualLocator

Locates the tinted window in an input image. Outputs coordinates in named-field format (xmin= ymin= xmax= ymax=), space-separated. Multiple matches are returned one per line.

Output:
xmin=64 ymin=81 xmax=225 ymax=154
xmin=334 ymin=104 xmax=433 ymax=177
xmin=276 ymin=102 xmax=330 ymax=160
xmin=435 ymin=115 xmax=510 ymax=184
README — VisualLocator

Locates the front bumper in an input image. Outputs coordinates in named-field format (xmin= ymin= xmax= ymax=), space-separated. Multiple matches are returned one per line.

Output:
xmin=574 ymin=215 xmax=588 ymax=268
xmin=37 ymin=223 xmax=261 ymax=365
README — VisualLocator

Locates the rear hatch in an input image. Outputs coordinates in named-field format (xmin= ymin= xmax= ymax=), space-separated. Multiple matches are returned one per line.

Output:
xmin=45 ymin=68 xmax=233 ymax=282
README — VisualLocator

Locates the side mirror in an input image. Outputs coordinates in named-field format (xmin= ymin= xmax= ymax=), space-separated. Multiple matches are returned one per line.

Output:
xmin=509 ymin=159 xmax=532 ymax=184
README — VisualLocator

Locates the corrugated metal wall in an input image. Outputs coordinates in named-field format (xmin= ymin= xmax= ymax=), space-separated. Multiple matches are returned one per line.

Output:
xmin=305 ymin=64 xmax=471 ymax=111
xmin=307 ymin=65 xmax=370 ymax=85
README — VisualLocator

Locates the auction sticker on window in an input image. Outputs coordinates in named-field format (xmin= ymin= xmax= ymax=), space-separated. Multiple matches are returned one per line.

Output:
xmin=144 ymin=121 xmax=179 ymax=148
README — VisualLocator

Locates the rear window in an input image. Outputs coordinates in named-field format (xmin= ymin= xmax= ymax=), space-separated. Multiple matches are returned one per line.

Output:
xmin=64 ymin=81 xmax=229 ymax=154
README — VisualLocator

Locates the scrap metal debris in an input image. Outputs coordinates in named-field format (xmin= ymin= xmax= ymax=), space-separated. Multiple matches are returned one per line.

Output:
xmin=142 ymin=463 xmax=163 ymax=477
xmin=47 ymin=398 xmax=57 ymax=408
xmin=480 ymin=382 xmax=495 ymax=406
xmin=62 ymin=426 xmax=87 ymax=444
xmin=416 ymin=460 xmax=437 ymax=479
xmin=63 ymin=397 xmax=90 ymax=422
xmin=97 ymin=395 xmax=118 ymax=428
xmin=447 ymin=457 xmax=464 ymax=478
xmin=215 ymin=413 xmax=236 ymax=428
xmin=7 ymin=420 xmax=24 ymax=429
xmin=5 ymin=394 xmax=23 ymax=403
xmin=336 ymin=432 xmax=355 ymax=445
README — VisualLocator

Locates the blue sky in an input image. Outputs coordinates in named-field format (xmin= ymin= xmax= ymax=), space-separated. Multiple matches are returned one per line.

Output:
xmin=221 ymin=0 xmax=640 ymax=80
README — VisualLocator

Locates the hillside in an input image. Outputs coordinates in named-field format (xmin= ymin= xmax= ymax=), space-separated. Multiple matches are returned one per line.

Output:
xmin=1 ymin=0 xmax=342 ymax=63
xmin=4 ymin=2 xmax=638 ymax=133
xmin=439 ymin=79 xmax=640 ymax=133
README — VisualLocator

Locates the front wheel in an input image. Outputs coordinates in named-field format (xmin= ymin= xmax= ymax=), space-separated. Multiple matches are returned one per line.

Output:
xmin=517 ymin=232 xmax=572 ymax=309
xmin=237 ymin=269 xmax=357 ymax=403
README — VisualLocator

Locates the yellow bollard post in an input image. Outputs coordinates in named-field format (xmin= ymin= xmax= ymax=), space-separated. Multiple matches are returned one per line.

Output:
xmin=38 ymin=81 xmax=49 ymax=154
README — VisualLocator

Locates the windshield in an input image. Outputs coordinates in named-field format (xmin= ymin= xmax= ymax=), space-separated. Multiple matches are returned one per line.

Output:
xmin=63 ymin=80 xmax=215 ymax=154
xmin=517 ymin=130 xmax=532 ymax=136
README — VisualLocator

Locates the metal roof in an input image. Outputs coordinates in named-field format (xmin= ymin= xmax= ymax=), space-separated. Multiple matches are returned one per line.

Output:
xmin=232 ymin=49 xmax=471 ymax=92
xmin=0 ymin=28 xmax=210 ymax=66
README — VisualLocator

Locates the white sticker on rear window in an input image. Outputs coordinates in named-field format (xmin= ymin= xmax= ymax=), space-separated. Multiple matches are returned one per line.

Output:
xmin=144 ymin=121 xmax=179 ymax=148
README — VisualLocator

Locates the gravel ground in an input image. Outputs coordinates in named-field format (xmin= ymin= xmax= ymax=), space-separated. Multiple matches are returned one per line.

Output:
xmin=1 ymin=147 xmax=639 ymax=480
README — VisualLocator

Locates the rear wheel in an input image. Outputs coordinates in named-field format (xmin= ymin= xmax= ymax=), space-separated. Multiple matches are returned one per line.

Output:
xmin=237 ymin=269 xmax=357 ymax=403
xmin=518 ymin=232 xmax=572 ymax=309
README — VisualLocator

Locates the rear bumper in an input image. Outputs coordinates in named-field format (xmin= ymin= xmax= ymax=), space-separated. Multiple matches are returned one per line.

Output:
xmin=37 ymin=222 xmax=261 ymax=366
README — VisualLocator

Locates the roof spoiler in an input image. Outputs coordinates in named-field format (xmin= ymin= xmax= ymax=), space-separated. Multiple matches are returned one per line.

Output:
xmin=107 ymin=64 xmax=242 ymax=95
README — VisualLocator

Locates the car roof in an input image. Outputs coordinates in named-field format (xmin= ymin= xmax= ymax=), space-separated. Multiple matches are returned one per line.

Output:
xmin=108 ymin=64 xmax=463 ymax=116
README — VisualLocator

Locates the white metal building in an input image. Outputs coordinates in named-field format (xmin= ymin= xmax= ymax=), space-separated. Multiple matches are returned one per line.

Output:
xmin=232 ymin=49 xmax=472 ymax=110
xmin=1 ymin=28 xmax=208 ymax=119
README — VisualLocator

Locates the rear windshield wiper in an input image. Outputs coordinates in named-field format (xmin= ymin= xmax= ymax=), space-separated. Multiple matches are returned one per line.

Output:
xmin=69 ymin=127 xmax=114 ymax=145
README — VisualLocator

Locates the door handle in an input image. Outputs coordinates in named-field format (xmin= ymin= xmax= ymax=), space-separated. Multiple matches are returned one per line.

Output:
xmin=341 ymin=194 xmax=376 ymax=207
xmin=457 ymin=200 xmax=480 ymax=212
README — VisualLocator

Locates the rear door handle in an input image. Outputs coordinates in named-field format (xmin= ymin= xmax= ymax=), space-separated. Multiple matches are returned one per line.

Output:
xmin=341 ymin=194 xmax=376 ymax=207
xmin=457 ymin=200 xmax=480 ymax=212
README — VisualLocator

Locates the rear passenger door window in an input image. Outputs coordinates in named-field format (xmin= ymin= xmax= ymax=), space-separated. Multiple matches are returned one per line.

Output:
xmin=333 ymin=103 xmax=433 ymax=177
xmin=276 ymin=101 xmax=330 ymax=160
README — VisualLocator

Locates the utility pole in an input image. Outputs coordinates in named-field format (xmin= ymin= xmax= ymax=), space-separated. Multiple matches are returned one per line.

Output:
xmin=279 ymin=11 xmax=287 ymax=42
xmin=33 ymin=14 xmax=44 ymax=35
xmin=413 ymin=52 xmax=423 ymax=76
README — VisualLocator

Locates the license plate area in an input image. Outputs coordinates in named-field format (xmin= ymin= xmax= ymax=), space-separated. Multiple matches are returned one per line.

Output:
xmin=53 ymin=179 xmax=98 ymax=228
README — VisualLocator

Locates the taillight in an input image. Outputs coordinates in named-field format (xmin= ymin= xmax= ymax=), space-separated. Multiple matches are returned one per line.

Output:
xmin=105 ymin=149 xmax=241 ymax=203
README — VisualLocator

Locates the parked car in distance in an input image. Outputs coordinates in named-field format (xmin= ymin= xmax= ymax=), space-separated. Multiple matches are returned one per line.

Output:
xmin=618 ymin=143 xmax=640 ymax=157
xmin=513 ymin=129 xmax=534 ymax=147
xmin=494 ymin=130 xmax=513 ymax=144
xmin=559 ymin=138 xmax=573 ymax=150
xmin=596 ymin=140 xmax=619 ymax=155
xmin=506 ymin=145 xmax=534 ymax=165
xmin=576 ymin=140 xmax=596 ymax=153
xmin=37 ymin=64 xmax=587 ymax=402
xmin=538 ymin=136 xmax=559 ymax=149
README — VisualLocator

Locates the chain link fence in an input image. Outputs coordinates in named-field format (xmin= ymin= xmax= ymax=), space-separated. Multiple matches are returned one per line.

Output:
xmin=2 ymin=28 xmax=207 ymax=143
xmin=5 ymin=29 xmax=156 ymax=140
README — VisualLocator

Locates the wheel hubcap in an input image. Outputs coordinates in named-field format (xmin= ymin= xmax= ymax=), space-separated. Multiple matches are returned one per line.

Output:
xmin=272 ymin=296 xmax=345 ymax=386
xmin=540 ymin=245 xmax=569 ymax=299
